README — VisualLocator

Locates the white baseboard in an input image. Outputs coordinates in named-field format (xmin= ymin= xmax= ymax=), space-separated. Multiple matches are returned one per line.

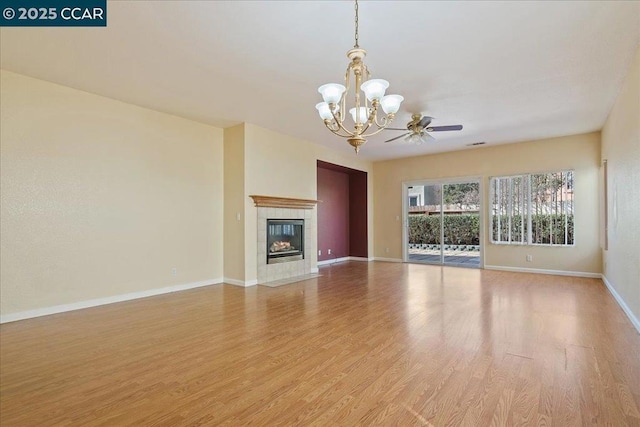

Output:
xmin=483 ymin=265 xmax=601 ymax=278
xmin=223 ymin=277 xmax=244 ymax=286
xmin=373 ymin=257 xmax=403 ymax=263
xmin=0 ymin=278 xmax=224 ymax=324
xmin=601 ymin=275 xmax=640 ymax=334
xmin=349 ymin=257 xmax=374 ymax=262
xmin=318 ymin=257 xmax=374 ymax=266
xmin=317 ymin=257 xmax=350 ymax=266
xmin=223 ymin=278 xmax=258 ymax=287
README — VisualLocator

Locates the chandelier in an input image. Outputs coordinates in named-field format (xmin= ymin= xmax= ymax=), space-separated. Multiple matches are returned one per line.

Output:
xmin=315 ymin=0 xmax=403 ymax=153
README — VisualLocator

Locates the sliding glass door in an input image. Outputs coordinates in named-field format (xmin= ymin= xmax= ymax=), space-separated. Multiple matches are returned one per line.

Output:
xmin=442 ymin=183 xmax=481 ymax=265
xmin=405 ymin=179 xmax=481 ymax=267
xmin=406 ymin=184 xmax=442 ymax=263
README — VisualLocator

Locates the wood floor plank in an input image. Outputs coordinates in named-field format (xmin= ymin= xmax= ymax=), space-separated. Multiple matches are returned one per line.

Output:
xmin=1 ymin=262 xmax=639 ymax=426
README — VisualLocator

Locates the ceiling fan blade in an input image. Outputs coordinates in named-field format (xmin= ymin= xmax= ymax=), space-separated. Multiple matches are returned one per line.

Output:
xmin=385 ymin=127 xmax=409 ymax=131
xmin=426 ymin=125 xmax=463 ymax=132
xmin=417 ymin=116 xmax=433 ymax=128
xmin=385 ymin=132 xmax=410 ymax=143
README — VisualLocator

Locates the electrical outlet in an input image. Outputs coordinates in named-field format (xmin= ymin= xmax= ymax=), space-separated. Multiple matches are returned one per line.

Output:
xmin=385 ymin=247 xmax=390 ymax=253
xmin=526 ymin=255 xmax=533 ymax=262
xmin=328 ymin=249 xmax=331 ymax=255
xmin=318 ymin=250 xmax=322 ymax=256
xmin=236 ymin=212 xmax=241 ymax=221
xmin=171 ymin=267 xmax=177 ymax=276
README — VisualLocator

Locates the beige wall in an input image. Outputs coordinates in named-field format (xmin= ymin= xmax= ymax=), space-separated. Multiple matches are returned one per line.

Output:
xmin=0 ymin=70 xmax=224 ymax=316
xmin=601 ymin=45 xmax=640 ymax=323
xmin=374 ymin=133 xmax=602 ymax=274
xmin=223 ymin=124 xmax=246 ymax=282
xmin=242 ymin=123 xmax=375 ymax=282
xmin=6 ymin=61 xmax=623 ymax=318
xmin=0 ymin=70 xmax=376 ymax=314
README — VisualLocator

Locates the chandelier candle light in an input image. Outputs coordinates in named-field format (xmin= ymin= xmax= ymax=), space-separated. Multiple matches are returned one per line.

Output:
xmin=316 ymin=0 xmax=403 ymax=153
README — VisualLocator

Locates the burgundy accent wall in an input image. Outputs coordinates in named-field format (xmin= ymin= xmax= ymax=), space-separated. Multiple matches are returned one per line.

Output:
xmin=317 ymin=161 xmax=368 ymax=261
xmin=349 ymin=171 xmax=368 ymax=258
xmin=317 ymin=167 xmax=350 ymax=261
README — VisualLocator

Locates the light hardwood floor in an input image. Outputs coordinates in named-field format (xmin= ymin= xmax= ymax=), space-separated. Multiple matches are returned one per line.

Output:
xmin=1 ymin=262 xmax=639 ymax=426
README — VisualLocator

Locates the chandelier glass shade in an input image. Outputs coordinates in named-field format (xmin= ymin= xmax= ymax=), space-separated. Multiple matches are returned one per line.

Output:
xmin=315 ymin=0 xmax=403 ymax=153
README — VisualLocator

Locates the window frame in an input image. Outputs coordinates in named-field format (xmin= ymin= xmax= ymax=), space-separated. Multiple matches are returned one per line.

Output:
xmin=489 ymin=170 xmax=575 ymax=247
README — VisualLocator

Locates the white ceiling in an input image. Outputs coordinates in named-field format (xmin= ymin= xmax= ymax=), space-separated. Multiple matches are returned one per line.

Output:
xmin=1 ymin=1 xmax=638 ymax=161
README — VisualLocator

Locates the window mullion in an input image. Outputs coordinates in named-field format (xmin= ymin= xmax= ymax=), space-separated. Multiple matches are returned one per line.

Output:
xmin=508 ymin=178 xmax=513 ymax=243
xmin=565 ymin=172 xmax=569 ymax=245
xmin=527 ymin=175 xmax=532 ymax=245
xmin=497 ymin=179 xmax=501 ymax=243
xmin=520 ymin=178 xmax=525 ymax=244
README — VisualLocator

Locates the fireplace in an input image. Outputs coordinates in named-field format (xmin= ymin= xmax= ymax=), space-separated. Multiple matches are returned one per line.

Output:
xmin=267 ymin=219 xmax=304 ymax=264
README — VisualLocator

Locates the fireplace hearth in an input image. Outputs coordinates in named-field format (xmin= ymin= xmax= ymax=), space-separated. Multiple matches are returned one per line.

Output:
xmin=267 ymin=219 xmax=304 ymax=264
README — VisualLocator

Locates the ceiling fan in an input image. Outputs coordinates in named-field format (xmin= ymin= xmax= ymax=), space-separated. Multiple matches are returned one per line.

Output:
xmin=384 ymin=114 xmax=463 ymax=144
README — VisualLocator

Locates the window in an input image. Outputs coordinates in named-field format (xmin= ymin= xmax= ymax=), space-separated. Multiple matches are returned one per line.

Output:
xmin=490 ymin=171 xmax=574 ymax=246
xmin=491 ymin=175 xmax=527 ymax=244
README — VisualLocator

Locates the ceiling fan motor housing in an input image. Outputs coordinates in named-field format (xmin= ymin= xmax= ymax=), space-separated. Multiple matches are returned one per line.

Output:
xmin=408 ymin=114 xmax=428 ymax=132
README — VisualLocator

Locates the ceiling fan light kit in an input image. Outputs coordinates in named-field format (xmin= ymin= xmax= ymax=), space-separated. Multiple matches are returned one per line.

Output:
xmin=405 ymin=133 xmax=434 ymax=145
xmin=316 ymin=0 xmax=404 ymax=154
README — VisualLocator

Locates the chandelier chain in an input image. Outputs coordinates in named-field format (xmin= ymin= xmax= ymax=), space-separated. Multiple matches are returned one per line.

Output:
xmin=354 ymin=0 xmax=359 ymax=48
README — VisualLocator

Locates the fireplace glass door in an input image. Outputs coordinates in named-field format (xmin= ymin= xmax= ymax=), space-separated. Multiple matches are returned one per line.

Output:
xmin=267 ymin=219 xmax=304 ymax=264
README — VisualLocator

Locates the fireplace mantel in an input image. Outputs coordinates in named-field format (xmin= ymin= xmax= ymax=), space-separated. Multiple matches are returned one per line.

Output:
xmin=249 ymin=195 xmax=319 ymax=209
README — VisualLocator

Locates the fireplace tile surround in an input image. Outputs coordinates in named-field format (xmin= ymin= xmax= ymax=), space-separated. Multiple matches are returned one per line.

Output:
xmin=257 ymin=207 xmax=315 ymax=284
xmin=250 ymin=195 xmax=319 ymax=285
